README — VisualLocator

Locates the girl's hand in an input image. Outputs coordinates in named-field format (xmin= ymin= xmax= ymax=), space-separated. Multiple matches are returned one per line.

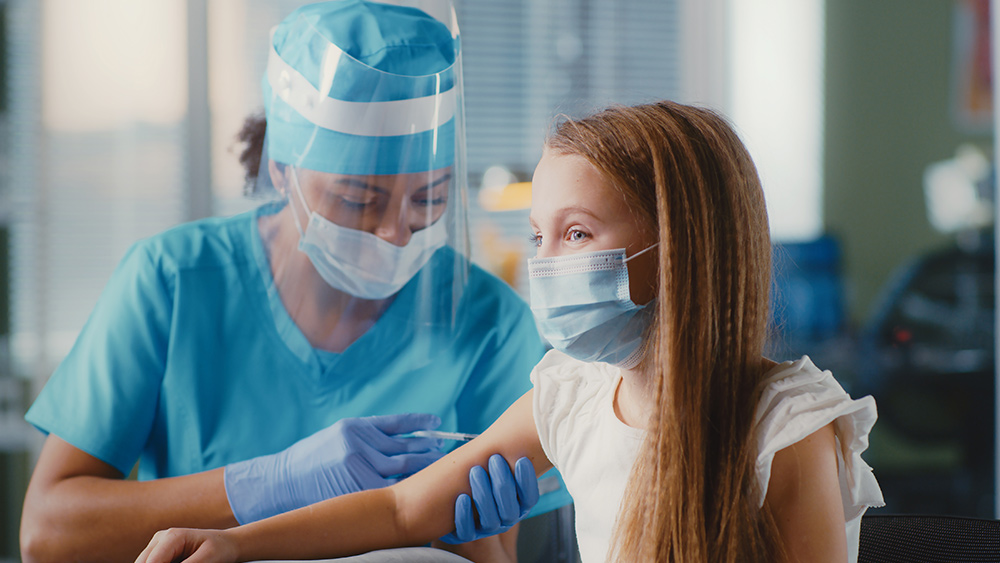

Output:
xmin=135 ymin=528 xmax=238 ymax=563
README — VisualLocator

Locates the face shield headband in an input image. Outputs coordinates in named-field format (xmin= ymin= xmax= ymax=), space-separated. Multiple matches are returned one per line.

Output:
xmin=260 ymin=0 xmax=460 ymax=177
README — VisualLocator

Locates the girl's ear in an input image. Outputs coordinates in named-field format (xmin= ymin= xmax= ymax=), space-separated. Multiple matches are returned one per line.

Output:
xmin=268 ymin=160 xmax=287 ymax=195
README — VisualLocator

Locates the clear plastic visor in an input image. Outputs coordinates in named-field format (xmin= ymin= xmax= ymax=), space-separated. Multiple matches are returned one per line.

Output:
xmin=251 ymin=0 xmax=470 ymax=359
xmin=285 ymin=164 xmax=452 ymax=246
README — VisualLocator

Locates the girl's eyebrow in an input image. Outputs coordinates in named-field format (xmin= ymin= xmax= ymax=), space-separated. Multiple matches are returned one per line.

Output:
xmin=559 ymin=205 xmax=601 ymax=220
xmin=529 ymin=206 xmax=601 ymax=229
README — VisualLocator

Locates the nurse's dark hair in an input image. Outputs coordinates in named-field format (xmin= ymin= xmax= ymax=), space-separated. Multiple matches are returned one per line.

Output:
xmin=545 ymin=101 xmax=780 ymax=562
xmin=234 ymin=111 xmax=281 ymax=194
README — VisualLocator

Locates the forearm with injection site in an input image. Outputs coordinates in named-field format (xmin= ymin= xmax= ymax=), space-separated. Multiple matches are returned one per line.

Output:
xmin=226 ymin=391 xmax=548 ymax=561
xmin=228 ymin=486 xmax=450 ymax=561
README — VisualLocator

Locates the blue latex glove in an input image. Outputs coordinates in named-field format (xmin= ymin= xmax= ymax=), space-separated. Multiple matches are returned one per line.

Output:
xmin=224 ymin=413 xmax=445 ymax=524
xmin=439 ymin=454 xmax=540 ymax=544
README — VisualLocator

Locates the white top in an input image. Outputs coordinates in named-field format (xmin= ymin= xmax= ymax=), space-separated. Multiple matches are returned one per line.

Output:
xmin=531 ymin=351 xmax=884 ymax=563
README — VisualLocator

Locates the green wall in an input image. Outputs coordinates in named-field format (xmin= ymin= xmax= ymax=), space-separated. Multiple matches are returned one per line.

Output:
xmin=824 ymin=0 xmax=992 ymax=326
xmin=0 ymin=7 xmax=6 ymax=114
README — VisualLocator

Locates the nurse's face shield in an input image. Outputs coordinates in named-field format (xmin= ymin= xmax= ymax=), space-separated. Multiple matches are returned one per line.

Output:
xmin=254 ymin=0 xmax=471 ymax=355
xmin=286 ymin=165 xmax=451 ymax=246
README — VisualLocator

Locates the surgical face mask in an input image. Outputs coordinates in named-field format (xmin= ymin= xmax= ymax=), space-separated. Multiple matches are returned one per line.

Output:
xmin=289 ymin=168 xmax=448 ymax=300
xmin=527 ymin=244 xmax=658 ymax=368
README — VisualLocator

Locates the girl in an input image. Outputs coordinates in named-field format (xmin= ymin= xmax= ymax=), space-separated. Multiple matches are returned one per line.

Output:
xmin=135 ymin=101 xmax=883 ymax=563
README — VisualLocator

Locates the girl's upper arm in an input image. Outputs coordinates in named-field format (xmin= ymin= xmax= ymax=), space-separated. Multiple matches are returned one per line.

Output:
xmin=763 ymin=422 xmax=847 ymax=563
xmin=392 ymin=390 xmax=550 ymax=538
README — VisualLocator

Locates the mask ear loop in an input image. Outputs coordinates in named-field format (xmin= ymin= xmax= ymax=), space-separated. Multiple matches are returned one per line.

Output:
xmin=624 ymin=242 xmax=660 ymax=263
xmin=623 ymin=242 xmax=659 ymax=310
xmin=286 ymin=165 xmax=312 ymax=239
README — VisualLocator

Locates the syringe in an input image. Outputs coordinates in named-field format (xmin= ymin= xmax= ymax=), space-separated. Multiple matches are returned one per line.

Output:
xmin=410 ymin=430 xmax=479 ymax=442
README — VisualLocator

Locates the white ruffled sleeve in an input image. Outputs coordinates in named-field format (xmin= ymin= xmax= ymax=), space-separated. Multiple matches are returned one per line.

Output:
xmin=530 ymin=350 xmax=620 ymax=474
xmin=530 ymin=350 xmax=577 ymax=469
xmin=754 ymin=356 xmax=885 ymax=522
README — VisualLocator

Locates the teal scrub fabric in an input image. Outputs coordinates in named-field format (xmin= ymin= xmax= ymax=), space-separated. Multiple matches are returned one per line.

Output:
xmin=25 ymin=204 xmax=571 ymax=514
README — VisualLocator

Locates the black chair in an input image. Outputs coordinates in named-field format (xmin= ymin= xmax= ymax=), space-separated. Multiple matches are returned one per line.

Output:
xmin=518 ymin=503 xmax=580 ymax=563
xmin=859 ymin=514 xmax=1000 ymax=562
xmin=855 ymin=236 xmax=996 ymax=517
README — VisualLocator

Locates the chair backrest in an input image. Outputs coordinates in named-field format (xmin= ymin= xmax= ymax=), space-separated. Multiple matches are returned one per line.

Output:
xmin=859 ymin=514 xmax=1000 ymax=563
xmin=518 ymin=504 xmax=580 ymax=563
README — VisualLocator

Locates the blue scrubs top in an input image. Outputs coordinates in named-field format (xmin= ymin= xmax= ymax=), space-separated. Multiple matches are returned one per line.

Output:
xmin=26 ymin=204 xmax=570 ymax=514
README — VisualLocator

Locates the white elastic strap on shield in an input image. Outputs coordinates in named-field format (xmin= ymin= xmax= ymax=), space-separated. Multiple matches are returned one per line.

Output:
xmin=267 ymin=32 xmax=456 ymax=138
xmin=288 ymin=167 xmax=311 ymax=238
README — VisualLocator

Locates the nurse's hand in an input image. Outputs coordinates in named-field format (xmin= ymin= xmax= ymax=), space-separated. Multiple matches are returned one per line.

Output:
xmin=439 ymin=454 xmax=539 ymax=544
xmin=224 ymin=413 xmax=445 ymax=524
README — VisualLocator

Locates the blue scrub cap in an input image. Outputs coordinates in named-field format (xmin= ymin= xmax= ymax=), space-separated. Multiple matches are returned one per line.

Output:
xmin=263 ymin=0 xmax=459 ymax=175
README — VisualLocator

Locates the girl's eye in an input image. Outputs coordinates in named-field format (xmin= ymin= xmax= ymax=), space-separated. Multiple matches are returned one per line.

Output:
xmin=568 ymin=229 xmax=588 ymax=242
xmin=528 ymin=232 xmax=542 ymax=247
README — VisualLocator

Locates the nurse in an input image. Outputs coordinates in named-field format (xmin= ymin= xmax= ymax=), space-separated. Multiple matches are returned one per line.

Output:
xmin=20 ymin=2 xmax=568 ymax=562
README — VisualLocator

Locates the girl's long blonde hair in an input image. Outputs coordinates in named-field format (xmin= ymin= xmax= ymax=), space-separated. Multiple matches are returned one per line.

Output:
xmin=546 ymin=101 xmax=779 ymax=562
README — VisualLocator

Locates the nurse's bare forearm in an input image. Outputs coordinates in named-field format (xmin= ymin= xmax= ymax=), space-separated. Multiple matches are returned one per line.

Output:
xmin=20 ymin=436 xmax=237 ymax=563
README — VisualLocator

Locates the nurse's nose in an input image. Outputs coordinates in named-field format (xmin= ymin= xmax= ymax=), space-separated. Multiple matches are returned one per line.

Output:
xmin=373 ymin=212 xmax=413 ymax=246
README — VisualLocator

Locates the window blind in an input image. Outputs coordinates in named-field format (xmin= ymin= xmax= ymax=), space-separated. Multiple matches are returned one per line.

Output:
xmin=5 ymin=0 xmax=685 ymax=379
xmin=455 ymin=0 xmax=680 ymax=296
xmin=7 ymin=0 xmax=188 ymax=378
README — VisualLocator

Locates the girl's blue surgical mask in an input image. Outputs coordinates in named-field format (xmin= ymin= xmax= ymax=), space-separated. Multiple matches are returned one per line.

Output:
xmin=289 ymin=168 xmax=447 ymax=300
xmin=527 ymin=244 xmax=658 ymax=368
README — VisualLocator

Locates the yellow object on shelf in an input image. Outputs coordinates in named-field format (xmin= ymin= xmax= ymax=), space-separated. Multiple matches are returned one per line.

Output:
xmin=478 ymin=182 xmax=532 ymax=212
xmin=478 ymin=222 xmax=524 ymax=288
